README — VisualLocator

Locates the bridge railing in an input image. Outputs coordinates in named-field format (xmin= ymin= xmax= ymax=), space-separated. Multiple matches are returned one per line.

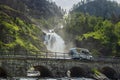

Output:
xmin=0 ymin=50 xmax=120 ymax=62
xmin=0 ymin=50 xmax=70 ymax=59
xmin=92 ymin=55 xmax=120 ymax=62
xmin=31 ymin=51 xmax=70 ymax=59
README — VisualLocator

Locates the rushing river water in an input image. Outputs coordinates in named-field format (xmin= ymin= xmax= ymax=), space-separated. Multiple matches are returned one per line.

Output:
xmin=10 ymin=77 xmax=95 ymax=80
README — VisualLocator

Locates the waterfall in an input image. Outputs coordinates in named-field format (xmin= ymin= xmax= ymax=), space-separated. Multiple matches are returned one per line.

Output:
xmin=44 ymin=29 xmax=65 ymax=53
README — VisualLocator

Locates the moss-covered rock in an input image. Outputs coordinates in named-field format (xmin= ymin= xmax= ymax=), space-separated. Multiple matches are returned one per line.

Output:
xmin=0 ymin=5 xmax=46 ymax=54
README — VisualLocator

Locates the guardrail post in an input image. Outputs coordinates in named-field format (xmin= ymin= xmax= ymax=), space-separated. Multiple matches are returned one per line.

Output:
xmin=35 ymin=51 xmax=38 ymax=58
xmin=13 ymin=50 xmax=15 ymax=57
xmin=64 ymin=53 xmax=65 ymax=59
xmin=55 ymin=52 xmax=57 ymax=59
xmin=46 ymin=52 xmax=48 ymax=58
xmin=26 ymin=50 xmax=28 ymax=59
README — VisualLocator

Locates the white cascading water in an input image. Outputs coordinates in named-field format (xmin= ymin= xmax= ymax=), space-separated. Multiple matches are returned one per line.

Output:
xmin=44 ymin=29 xmax=65 ymax=53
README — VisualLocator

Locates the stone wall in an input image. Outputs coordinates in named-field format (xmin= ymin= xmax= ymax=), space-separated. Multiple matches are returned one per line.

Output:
xmin=0 ymin=58 xmax=119 ymax=79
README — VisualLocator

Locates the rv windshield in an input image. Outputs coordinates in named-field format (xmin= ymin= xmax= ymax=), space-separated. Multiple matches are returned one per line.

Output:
xmin=81 ymin=51 xmax=89 ymax=55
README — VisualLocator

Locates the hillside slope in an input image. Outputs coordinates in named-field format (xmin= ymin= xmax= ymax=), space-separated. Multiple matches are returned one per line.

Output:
xmin=71 ymin=0 xmax=120 ymax=19
xmin=0 ymin=0 xmax=64 ymax=19
xmin=0 ymin=0 xmax=65 ymax=54
xmin=65 ymin=0 xmax=120 ymax=56
xmin=0 ymin=5 xmax=46 ymax=54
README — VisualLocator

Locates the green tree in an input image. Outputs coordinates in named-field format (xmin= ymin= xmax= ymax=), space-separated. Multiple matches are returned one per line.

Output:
xmin=65 ymin=12 xmax=120 ymax=56
xmin=71 ymin=0 xmax=120 ymax=19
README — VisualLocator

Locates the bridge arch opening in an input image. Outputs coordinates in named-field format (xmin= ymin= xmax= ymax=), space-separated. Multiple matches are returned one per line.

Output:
xmin=33 ymin=66 xmax=53 ymax=77
xmin=0 ymin=67 xmax=7 ymax=78
xmin=69 ymin=67 xmax=87 ymax=77
xmin=101 ymin=67 xmax=117 ymax=79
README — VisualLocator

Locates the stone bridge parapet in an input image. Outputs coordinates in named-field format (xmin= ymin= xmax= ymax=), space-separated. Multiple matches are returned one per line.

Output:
xmin=0 ymin=52 xmax=119 ymax=79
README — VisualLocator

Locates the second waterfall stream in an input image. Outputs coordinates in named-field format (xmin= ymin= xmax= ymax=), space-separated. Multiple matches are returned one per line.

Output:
xmin=44 ymin=29 xmax=65 ymax=53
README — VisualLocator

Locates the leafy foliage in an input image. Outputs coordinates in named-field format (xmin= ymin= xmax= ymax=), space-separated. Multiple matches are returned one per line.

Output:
xmin=0 ymin=0 xmax=64 ymax=19
xmin=65 ymin=12 xmax=120 ymax=56
xmin=64 ymin=0 xmax=120 ymax=56
xmin=71 ymin=0 xmax=120 ymax=19
xmin=0 ymin=5 xmax=46 ymax=53
xmin=0 ymin=0 xmax=65 ymax=54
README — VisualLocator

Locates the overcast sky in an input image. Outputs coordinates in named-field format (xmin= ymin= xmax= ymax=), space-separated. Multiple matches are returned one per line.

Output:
xmin=52 ymin=0 xmax=120 ymax=12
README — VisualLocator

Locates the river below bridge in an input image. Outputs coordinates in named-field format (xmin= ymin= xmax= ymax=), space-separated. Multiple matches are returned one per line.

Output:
xmin=9 ymin=77 xmax=95 ymax=80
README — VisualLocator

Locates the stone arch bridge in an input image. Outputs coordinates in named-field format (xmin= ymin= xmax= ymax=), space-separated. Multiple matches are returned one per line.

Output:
xmin=0 ymin=51 xmax=120 ymax=79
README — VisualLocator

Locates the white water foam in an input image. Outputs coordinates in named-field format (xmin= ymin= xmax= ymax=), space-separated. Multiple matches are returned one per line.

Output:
xmin=44 ymin=30 xmax=65 ymax=53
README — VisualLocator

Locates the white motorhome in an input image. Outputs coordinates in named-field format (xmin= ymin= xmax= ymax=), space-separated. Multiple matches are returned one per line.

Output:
xmin=69 ymin=48 xmax=93 ymax=60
